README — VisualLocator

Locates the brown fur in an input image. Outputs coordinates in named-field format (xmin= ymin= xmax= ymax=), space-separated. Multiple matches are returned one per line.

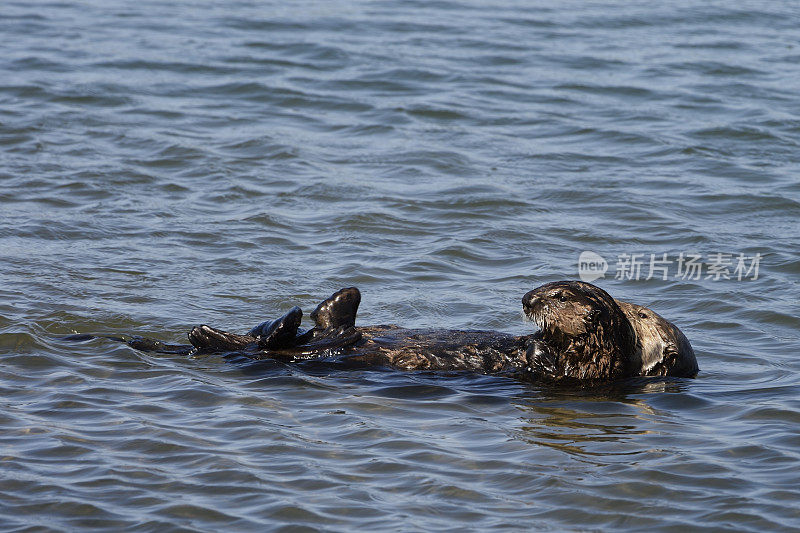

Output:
xmin=522 ymin=281 xmax=698 ymax=381
xmin=120 ymin=282 xmax=697 ymax=383
xmin=343 ymin=326 xmax=527 ymax=373
xmin=522 ymin=281 xmax=637 ymax=381
xmin=616 ymin=301 xmax=698 ymax=378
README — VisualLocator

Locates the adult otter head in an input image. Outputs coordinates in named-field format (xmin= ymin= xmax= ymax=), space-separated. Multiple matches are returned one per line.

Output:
xmin=522 ymin=281 xmax=637 ymax=381
xmin=616 ymin=301 xmax=698 ymax=378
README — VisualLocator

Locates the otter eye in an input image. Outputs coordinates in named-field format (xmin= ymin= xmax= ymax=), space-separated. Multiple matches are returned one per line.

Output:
xmin=557 ymin=293 xmax=569 ymax=302
xmin=638 ymin=312 xmax=648 ymax=318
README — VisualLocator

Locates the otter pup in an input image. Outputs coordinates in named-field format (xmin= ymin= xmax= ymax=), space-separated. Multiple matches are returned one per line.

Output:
xmin=104 ymin=281 xmax=696 ymax=382
xmin=616 ymin=300 xmax=698 ymax=378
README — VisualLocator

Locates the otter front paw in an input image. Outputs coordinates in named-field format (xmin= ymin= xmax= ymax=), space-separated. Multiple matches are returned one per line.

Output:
xmin=525 ymin=339 xmax=561 ymax=378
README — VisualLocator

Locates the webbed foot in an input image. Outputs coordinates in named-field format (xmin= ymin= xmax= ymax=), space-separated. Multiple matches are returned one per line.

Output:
xmin=310 ymin=287 xmax=360 ymax=329
xmin=248 ymin=306 xmax=303 ymax=350
xmin=188 ymin=325 xmax=257 ymax=352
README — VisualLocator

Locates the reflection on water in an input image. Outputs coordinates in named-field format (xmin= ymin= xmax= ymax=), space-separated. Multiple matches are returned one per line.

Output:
xmin=513 ymin=381 xmax=682 ymax=460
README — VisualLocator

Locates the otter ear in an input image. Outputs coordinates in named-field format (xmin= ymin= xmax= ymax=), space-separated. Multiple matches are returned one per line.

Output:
xmin=584 ymin=308 xmax=601 ymax=324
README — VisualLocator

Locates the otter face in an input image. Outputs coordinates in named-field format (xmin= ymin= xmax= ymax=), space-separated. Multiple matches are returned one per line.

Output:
xmin=521 ymin=281 xmax=637 ymax=381
xmin=522 ymin=281 xmax=614 ymax=338
xmin=616 ymin=300 xmax=698 ymax=378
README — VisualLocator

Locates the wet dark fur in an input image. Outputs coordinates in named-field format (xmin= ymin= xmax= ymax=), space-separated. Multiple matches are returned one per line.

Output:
xmin=522 ymin=281 xmax=637 ymax=382
xmin=616 ymin=300 xmax=698 ymax=378
xmin=316 ymin=326 xmax=528 ymax=374
xmin=185 ymin=288 xmax=531 ymax=373
xmin=64 ymin=282 xmax=698 ymax=382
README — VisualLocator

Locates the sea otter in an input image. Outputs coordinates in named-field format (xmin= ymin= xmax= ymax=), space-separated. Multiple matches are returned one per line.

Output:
xmin=75 ymin=281 xmax=697 ymax=382
xmin=184 ymin=287 xmax=528 ymax=374
xmin=521 ymin=281 xmax=698 ymax=381
xmin=616 ymin=300 xmax=698 ymax=378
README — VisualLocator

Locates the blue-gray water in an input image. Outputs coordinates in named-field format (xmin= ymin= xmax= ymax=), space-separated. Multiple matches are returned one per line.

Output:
xmin=2 ymin=1 xmax=799 ymax=530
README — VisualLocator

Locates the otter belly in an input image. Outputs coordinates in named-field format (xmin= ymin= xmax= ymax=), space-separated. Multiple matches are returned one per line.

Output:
xmin=339 ymin=326 xmax=528 ymax=373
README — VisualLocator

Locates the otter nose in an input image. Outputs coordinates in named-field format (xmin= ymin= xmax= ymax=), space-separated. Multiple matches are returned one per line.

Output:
xmin=522 ymin=290 xmax=539 ymax=309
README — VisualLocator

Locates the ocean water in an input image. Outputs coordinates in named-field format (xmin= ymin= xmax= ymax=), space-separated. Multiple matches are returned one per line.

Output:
xmin=1 ymin=0 xmax=799 ymax=530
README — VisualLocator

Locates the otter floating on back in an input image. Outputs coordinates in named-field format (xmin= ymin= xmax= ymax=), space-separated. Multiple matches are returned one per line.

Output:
xmin=67 ymin=281 xmax=697 ymax=383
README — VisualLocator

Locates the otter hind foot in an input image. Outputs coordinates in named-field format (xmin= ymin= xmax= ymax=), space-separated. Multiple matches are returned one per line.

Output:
xmin=249 ymin=306 xmax=303 ymax=350
xmin=310 ymin=287 xmax=360 ymax=329
xmin=189 ymin=325 xmax=257 ymax=353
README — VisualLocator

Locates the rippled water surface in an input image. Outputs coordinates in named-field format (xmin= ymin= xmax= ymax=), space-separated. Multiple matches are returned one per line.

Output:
xmin=2 ymin=1 xmax=800 ymax=530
